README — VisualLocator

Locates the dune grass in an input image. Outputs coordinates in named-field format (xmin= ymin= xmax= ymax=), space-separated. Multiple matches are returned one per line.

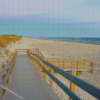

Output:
xmin=0 ymin=35 xmax=22 ymax=48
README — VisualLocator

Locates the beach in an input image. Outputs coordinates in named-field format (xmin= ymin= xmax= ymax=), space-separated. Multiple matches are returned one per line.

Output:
xmin=0 ymin=37 xmax=100 ymax=100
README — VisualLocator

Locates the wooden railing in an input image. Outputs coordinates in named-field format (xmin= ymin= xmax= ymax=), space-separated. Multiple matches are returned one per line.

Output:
xmin=0 ymin=49 xmax=17 ymax=99
xmin=48 ymin=59 xmax=93 ymax=74
xmin=27 ymin=49 xmax=100 ymax=100
xmin=30 ymin=48 xmax=93 ymax=75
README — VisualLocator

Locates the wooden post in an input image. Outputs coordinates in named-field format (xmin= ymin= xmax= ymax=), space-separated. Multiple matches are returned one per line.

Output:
xmin=58 ymin=57 xmax=60 ymax=66
xmin=90 ymin=61 xmax=93 ymax=72
xmin=29 ymin=52 xmax=30 ymax=58
xmin=47 ymin=59 xmax=50 ymax=71
xmin=39 ymin=52 xmax=43 ymax=72
xmin=44 ymin=64 xmax=47 ymax=80
xmin=39 ymin=59 xmax=42 ymax=71
xmin=12 ymin=63 xmax=14 ymax=69
xmin=63 ymin=60 xmax=65 ymax=70
xmin=71 ymin=58 xmax=73 ymax=67
xmin=31 ymin=54 xmax=33 ymax=62
xmin=35 ymin=51 xmax=38 ymax=67
xmin=50 ymin=62 xmax=54 ymax=88
xmin=2 ymin=73 xmax=6 ymax=80
xmin=3 ymin=84 xmax=6 ymax=95
xmin=10 ymin=61 xmax=14 ymax=74
xmin=77 ymin=61 xmax=79 ymax=75
xmin=33 ymin=52 xmax=35 ymax=64
xmin=6 ymin=60 xmax=8 ymax=63
xmin=29 ymin=53 xmax=31 ymax=59
xmin=35 ymin=57 xmax=37 ymax=67
xmin=14 ymin=58 xmax=15 ymax=63
xmin=7 ymin=76 xmax=9 ymax=83
xmin=69 ymin=70 xmax=76 ymax=100
xmin=13 ymin=61 xmax=15 ymax=67
xmin=27 ymin=50 xmax=28 ymax=56
xmin=9 ymin=54 xmax=11 ymax=59
xmin=2 ymin=63 xmax=5 ymax=69
xmin=83 ymin=59 xmax=85 ymax=66
xmin=28 ymin=51 xmax=29 ymax=57
xmin=39 ymin=51 xmax=41 ymax=57
xmin=2 ymin=63 xmax=6 ymax=80
xmin=6 ymin=67 xmax=9 ymax=73
xmin=27 ymin=50 xmax=28 ymax=55
xmin=30 ymin=53 xmax=32 ymax=60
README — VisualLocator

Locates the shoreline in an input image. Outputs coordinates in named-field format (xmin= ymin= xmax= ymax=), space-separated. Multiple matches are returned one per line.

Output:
xmin=30 ymin=37 xmax=100 ymax=46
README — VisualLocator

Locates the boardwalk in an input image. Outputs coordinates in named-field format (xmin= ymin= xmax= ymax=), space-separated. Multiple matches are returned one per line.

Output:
xmin=2 ymin=54 xmax=60 ymax=100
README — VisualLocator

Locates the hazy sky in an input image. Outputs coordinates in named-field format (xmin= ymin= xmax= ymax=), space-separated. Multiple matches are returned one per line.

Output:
xmin=0 ymin=0 xmax=100 ymax=37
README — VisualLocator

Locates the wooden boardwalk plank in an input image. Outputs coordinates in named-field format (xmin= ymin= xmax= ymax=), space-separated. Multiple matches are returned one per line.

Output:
xmin=2 ymin=55 xmax=60 ymax=100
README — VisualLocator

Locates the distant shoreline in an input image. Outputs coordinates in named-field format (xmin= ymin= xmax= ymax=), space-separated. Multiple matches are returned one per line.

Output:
xmin=23 ymin=36 xmax=100 ymax=45
xmin=25 ymin=37 xmax=100 ymax=46
xmin=39 ymin=37 xmax=100 ymax=45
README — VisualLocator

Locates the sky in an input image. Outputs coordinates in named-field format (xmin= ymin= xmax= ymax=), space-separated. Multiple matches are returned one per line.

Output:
xmin=0 ymin=0 xmax=100 ymax=37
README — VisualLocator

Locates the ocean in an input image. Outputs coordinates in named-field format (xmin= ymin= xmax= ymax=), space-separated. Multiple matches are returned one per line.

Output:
xmin=39 ymin=37 xmax=100 ymax=45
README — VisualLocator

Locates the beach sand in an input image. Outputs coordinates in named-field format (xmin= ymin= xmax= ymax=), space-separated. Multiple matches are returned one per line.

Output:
xmin=0 ymin=37 xmax=100 ymax=100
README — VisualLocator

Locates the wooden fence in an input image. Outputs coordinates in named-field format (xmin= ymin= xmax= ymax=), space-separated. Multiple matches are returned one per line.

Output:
xmin=0 ymin=49 xmax=17 ymax=99
xmin=27 ymin=49 xmax=100 ymax=100
xmin=33 ymin=48 xmax=93 ymax=75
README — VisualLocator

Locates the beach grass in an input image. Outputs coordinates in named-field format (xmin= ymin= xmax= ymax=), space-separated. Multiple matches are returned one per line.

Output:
xmin=0 ymin=35 xmax=22 ymax=48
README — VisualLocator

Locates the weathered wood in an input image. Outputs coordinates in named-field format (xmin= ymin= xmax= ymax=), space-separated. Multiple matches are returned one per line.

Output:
xmin=69 ymin=70 xmax=76 ymax=100
xmin=2 ymin=55 xmax=60 ymax=100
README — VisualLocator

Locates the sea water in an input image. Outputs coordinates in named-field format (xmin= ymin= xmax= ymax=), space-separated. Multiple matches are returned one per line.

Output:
xmin=39 ymin=37 xmax=100 ymax=45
